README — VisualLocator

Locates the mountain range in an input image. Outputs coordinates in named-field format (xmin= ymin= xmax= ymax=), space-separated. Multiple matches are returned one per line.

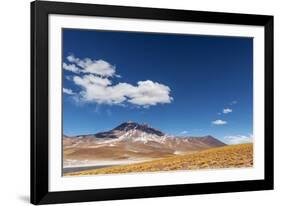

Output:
xmin=63 ymin=121 xmax=226 ymax=168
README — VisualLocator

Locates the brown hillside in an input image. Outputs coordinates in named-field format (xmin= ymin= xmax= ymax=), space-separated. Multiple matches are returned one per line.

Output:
xmin=66 ymin=143 xmax=253 ymax=176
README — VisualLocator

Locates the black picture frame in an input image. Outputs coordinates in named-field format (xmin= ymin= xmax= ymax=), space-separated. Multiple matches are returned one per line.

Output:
xmin=31 ymin=0 xmax=274 ymax=205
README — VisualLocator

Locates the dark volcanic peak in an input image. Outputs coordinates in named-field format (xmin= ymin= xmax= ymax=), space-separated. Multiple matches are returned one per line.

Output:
xmin=113 ymin=121 xmax=165 ymax=136
xmin=67 ymin=123 xmax=226 ymax=149
xmin=113 ymin=121 xmax=139 ymax=131
xmin=93 ymin=121 xmax=165 ymax=139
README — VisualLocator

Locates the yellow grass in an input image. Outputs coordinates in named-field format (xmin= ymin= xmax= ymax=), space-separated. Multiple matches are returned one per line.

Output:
xmin=66 ymin=143 xmax=253 ymax=176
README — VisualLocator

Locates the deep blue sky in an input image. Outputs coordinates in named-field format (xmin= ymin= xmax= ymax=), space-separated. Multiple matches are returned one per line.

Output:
xmin=62 ymin=29 xmax=253 ymax=142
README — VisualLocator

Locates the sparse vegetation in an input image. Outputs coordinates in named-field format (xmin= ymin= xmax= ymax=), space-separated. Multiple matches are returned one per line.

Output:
xmin=66 ymin=143 xmax=253 ymax=176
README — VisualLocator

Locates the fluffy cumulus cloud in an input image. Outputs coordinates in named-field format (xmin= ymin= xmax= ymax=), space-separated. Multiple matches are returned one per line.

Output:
xmin=63 ymin=63 xmax=80 ymax=74
xmin=223 ymin=134 xmax=253 ymax=144
xmin=63 ymin=54 xmax=173 ymax=107
xmin=212 ymin=119 xmax=227 ymax=125
xmin=74 ymin=74 xmax=112 ymax=87
xmin=127 ymin=81 xmax=173 ymax=106
xmin=73 ymin=76 xmax=172 ymax=106
xmin=63 ymin=88 xmax=75 ymax=95
xmin=64 ymin=55 xmax=116 ymax=77
xmin=223 ymin=108 xmax=232 ymax=114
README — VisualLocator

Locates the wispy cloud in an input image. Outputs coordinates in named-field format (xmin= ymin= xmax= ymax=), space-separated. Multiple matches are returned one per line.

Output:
xmin=180 ymin=130 xmax=189 ymax=135
xmin=63 ymin=88 xmax=75 ymax=95
xmin=63 ymin=63 xmax=80 ymax=74
xmin=212 ymin=119 xmax=227 ymax=125
xmin=64 ymin=54 xmax=173 ymax=107
xmin=65 ymin=54 xmax=116 ymax=77
xmin=65 ymin=75 xmax=73 ymax=81
xmin=229 ymin=100 xmax=238 ymax=105
xmin=223 ymin=108 xmax=232 ymax=114
xmin=223 ymin=134 xmax=253 ymax=144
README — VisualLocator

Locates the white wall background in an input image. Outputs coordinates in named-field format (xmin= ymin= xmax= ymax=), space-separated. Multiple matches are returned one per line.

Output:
xmin=0 ymin=0 xmax=279 ymax=205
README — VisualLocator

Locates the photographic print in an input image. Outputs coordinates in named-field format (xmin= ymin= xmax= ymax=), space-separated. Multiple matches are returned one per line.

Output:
xmin=31 ymin=1 xmax=273 ymax=204
xmin=62 ymin=29 xmax=253 ymax=176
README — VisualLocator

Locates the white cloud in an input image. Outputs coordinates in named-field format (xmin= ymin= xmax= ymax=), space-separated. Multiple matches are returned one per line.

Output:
xmin=63 ymin=63 xmax=81 ymax=74
xmin=73 ymin=75 xmax=172 ymax=107
xmin=67 ymin=54 xmax=81 ymax=64
xmin=63 ymin=88 xmax=75 ymax=95
xmin=65 ymin=55 xmax=116 ymax=77
xmin=65 ymin=54 xmax=173 ymax=107
xmin=74 ymin=74 xmax=112 ymax=87
xmin=212 ymin=119 xmax=227 ymax=125
xmin=83 ymin=60 xmax=116 ymax=77
xmin=223 ymin=134 xmax=253 ymax=145
xmin=65 ymin=75 xmax=72 ymax=81
xmin=223 ymin=108 xmax=232 ymax=114
xmin=127 ymin=81 xmax=173 ymax=106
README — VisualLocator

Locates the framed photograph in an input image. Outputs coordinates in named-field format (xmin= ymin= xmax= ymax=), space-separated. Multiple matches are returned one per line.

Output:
xmin=31 ymin=0 xmax=274 ymax=204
